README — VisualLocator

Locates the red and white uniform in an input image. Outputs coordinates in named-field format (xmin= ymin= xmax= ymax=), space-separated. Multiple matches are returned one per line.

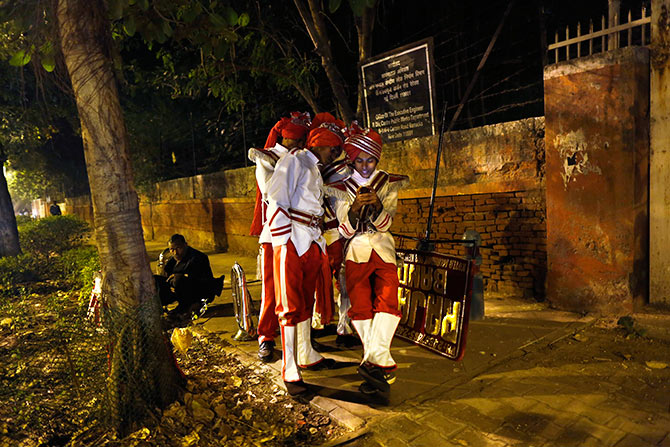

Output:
xmin=248 ymin=144 xmax=291 ymax=344
xmin=328 ymin=165 xmax=408 ymax=371
xmin=267 ymin=149 xmax=329 ymax=382
xmin=318 ymin=159 xmax=353 ymax=335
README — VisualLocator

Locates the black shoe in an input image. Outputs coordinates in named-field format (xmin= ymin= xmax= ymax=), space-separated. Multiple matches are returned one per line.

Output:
xmin=258 ymin=340 xmax=275 ymax=362
xmin=336 ymin=334 xmax=362 ymax=348
xmin=300 ymin=357 xmax=336 ymax=371
xmin=357 ymin=362 xmax=395 ymax=393
xmin=358 ymin=381 xmax=378 ymax=395
xmin=284 ymin=380 xmax=308 ymax=396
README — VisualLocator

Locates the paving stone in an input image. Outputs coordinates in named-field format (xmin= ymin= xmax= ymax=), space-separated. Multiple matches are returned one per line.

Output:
xmin=458 ymin=397 xmax=505 ymax=416
xmin=605 ymin=415 xmax=669 ymax=445
xmin=378 ymin=415 xmax=423 ymax=442
xmin=568 ymin=418 xmax=626 ymax=446
xmin=450 ymin=427 xmax=499 ymax=447
xmin=414 ymin=410 xmax=467 ymax=437
xmin=375 ymin=436 xmax=410 ymax=447
xmin=330 ymin=407 xmax=365 ymax=431
xmin=524 ymin=401 xmax=572 ymax=427
xmin=499 ymin=409 xmax=553 ymax=437
xmin=536 ymin=421 xmax=564 ymax=440
xmin=549 ymin=421 xmax=593 ymax=446
xmin=494 ymin=422 xmax=535 ymax=444
xmin=411 ymin=427 xmax=461 ymax=447
xmin=577 ymin=406 xmax=618 ymax=426
xmin=499 ymin=396 xmax=541 ymax=413
xmin=311 ymin=395 xmax=338 ymax=413
xmin=615 ymin=433 xmax=656 ymax=447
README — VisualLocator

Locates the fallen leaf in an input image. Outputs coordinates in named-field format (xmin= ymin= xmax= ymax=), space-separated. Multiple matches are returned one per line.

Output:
xmin=230 ymin=375 xmax=242 ymax=388
xmin=171 ymin=328 xmax=193 ymax=355
xmin=0 ymin=318 xmax=12 ymax=327
xmin=242 ymin=408 xmax=253 ymax=420
xmin=645 ymin=361 xmax=668 ymax=369
xmin=181 ymin=430 xmax=200 ymax=446
xmin=572 ymin=333 xmax=587 ymax=342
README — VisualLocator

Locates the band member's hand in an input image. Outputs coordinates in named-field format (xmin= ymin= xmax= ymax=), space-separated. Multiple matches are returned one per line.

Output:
xmin=357 ymin=191 xmax=381 ymax=211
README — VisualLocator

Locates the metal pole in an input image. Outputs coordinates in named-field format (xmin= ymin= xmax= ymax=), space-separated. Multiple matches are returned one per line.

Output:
xmin=423 ymin=101 xmax=449 ymax=245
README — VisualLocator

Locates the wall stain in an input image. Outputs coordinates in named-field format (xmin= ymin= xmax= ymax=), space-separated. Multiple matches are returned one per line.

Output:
xmin=554 ymin=130 xmax=602 ymax=189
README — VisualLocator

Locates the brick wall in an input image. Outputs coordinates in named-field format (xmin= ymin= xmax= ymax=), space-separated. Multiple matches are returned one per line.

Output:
xmin=392 ymin=189 xmax=547 ymax=299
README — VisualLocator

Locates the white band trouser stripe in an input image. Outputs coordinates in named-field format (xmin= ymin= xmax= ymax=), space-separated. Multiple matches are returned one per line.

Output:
xmin=278 ymin=245 xmax=288 ymax=321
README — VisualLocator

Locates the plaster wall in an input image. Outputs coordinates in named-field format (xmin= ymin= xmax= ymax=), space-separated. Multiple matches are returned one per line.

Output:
xmin=544 ymin=47 xmax=649 ymax=314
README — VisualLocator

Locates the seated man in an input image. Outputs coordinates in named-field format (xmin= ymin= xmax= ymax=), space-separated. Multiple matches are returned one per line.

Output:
xmin=154 ymin=234 xmax=224 ymax=316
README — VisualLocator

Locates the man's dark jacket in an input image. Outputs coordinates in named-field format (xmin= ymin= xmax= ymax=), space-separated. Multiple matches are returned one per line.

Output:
xmin=164 ymin=247 xmax=213 ymax=281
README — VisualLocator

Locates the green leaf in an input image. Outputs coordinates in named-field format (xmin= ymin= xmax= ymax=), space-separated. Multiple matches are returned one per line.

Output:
xmin=209 ymin=12 xmax=227 ymax=30
xmin=161 ymin=21 xmax=173 ymax=37
xmin=213 ymin=39 xmax=228 ymax=59
xmin=182 ymin=3 xmax=202 ymax=22
xmin=238 ymin=12 xmax=250 ymax=27
xmin=40 ymin=41 xmax=54 ymax=56
xmin=9 ymin=50 xmax=30 ymax=67
xmin=41 ymin=54 xmax=55 ymax=72
xmin=223 ymin=7 xmax=238 ymax=27
xmin=348 ymin=0 xmax=365 ymax=16
xmin=329 ymin=0 xmax=342 ymax=13
xmin=138 ymin=0 xmax=149 ymax=11
xmin=123 ymin=15 xmax=136 ymax=36
xmin=109 ymin=0 xmax=125 ymax=20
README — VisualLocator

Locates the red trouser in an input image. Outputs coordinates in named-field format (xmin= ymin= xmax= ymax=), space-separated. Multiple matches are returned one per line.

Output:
xmin=274 ymin=240 xmax=323 ymax=326
xmin=327 ymin=238 xmax=344 ymax=291
xmin=345 ymin=250 xmax=401 ymax=321
xmin=257 ymin=242 xmax=279 ymax=343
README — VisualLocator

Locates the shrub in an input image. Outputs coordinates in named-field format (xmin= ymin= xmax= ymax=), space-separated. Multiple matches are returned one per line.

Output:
xmin=0 ymin=253 xmax=40 ymax=287
xmin=18 ymin=215 xmax=90 ymax=261
xmin=55 ymin=246 xmax=100 ymax=299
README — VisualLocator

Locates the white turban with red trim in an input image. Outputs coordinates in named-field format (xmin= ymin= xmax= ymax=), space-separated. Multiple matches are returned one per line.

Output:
xmin=343 ymin=121 xmax=383 ymax=161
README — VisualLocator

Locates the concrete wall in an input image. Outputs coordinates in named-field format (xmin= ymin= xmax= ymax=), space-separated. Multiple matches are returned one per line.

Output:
xmin=649 ymin=0 xmax=670 ymax=306
xmin=544 ymin=47 xmax=649 ymax=314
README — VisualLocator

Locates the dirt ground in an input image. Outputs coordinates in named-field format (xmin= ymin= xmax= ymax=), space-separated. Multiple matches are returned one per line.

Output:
xmin=0 ymin=283 xmax=346 ymax=447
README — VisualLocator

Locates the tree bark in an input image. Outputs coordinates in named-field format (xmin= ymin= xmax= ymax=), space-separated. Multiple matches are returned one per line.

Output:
xmin=57 ymin=0 xmax=181 ymax=433
xmin=293 ymin=0 xmax=354 ymax=122
xmin=355 ymin=4 xmax=376 ymax=120
xmin=0 ymin=156 xmax=21 ymax=258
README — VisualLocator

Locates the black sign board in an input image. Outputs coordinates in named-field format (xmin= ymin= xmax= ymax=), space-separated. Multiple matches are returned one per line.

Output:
xmin=360 ymin=38 xmax=437 ymax=142
xmin=395 ymin=249 xmax=472 ymax=360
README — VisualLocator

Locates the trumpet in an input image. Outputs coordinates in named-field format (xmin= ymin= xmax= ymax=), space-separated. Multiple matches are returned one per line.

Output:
xmin=231 ymin=262 xmax=258 ymax=341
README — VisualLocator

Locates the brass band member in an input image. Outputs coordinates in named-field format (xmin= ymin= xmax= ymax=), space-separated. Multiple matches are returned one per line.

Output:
xmin=327 ymin=123 xmax=408 ymax=394
xmin=249 ymin=112 xmax=311 ymax=363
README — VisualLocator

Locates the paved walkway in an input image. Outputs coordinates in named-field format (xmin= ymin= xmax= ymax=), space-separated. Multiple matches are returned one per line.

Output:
xmin=147 ymin=242 xmax=670 ymax=447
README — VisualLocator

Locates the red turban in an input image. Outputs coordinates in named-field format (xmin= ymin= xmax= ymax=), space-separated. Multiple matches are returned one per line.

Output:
xmin=263 ymin=111 xmax=311 ymax=148
xmin=306 ymin=112 xmax=345 ymax=148
xmin=343 ymin=121 xmax=383 ymax=161
xmin=251 ymin=111 xmax=311 ymax=236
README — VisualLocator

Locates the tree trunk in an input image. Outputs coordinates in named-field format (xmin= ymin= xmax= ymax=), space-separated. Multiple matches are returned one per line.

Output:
xmin=355 ymin=5 xmax=376 ymax=120
xmin=293 ymin=0 xmax=355 ymax=122
xmin=57 ymin=0 xmax=181 ymax=434
xmin=0 ymin=157 xmax=21 ymax=258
